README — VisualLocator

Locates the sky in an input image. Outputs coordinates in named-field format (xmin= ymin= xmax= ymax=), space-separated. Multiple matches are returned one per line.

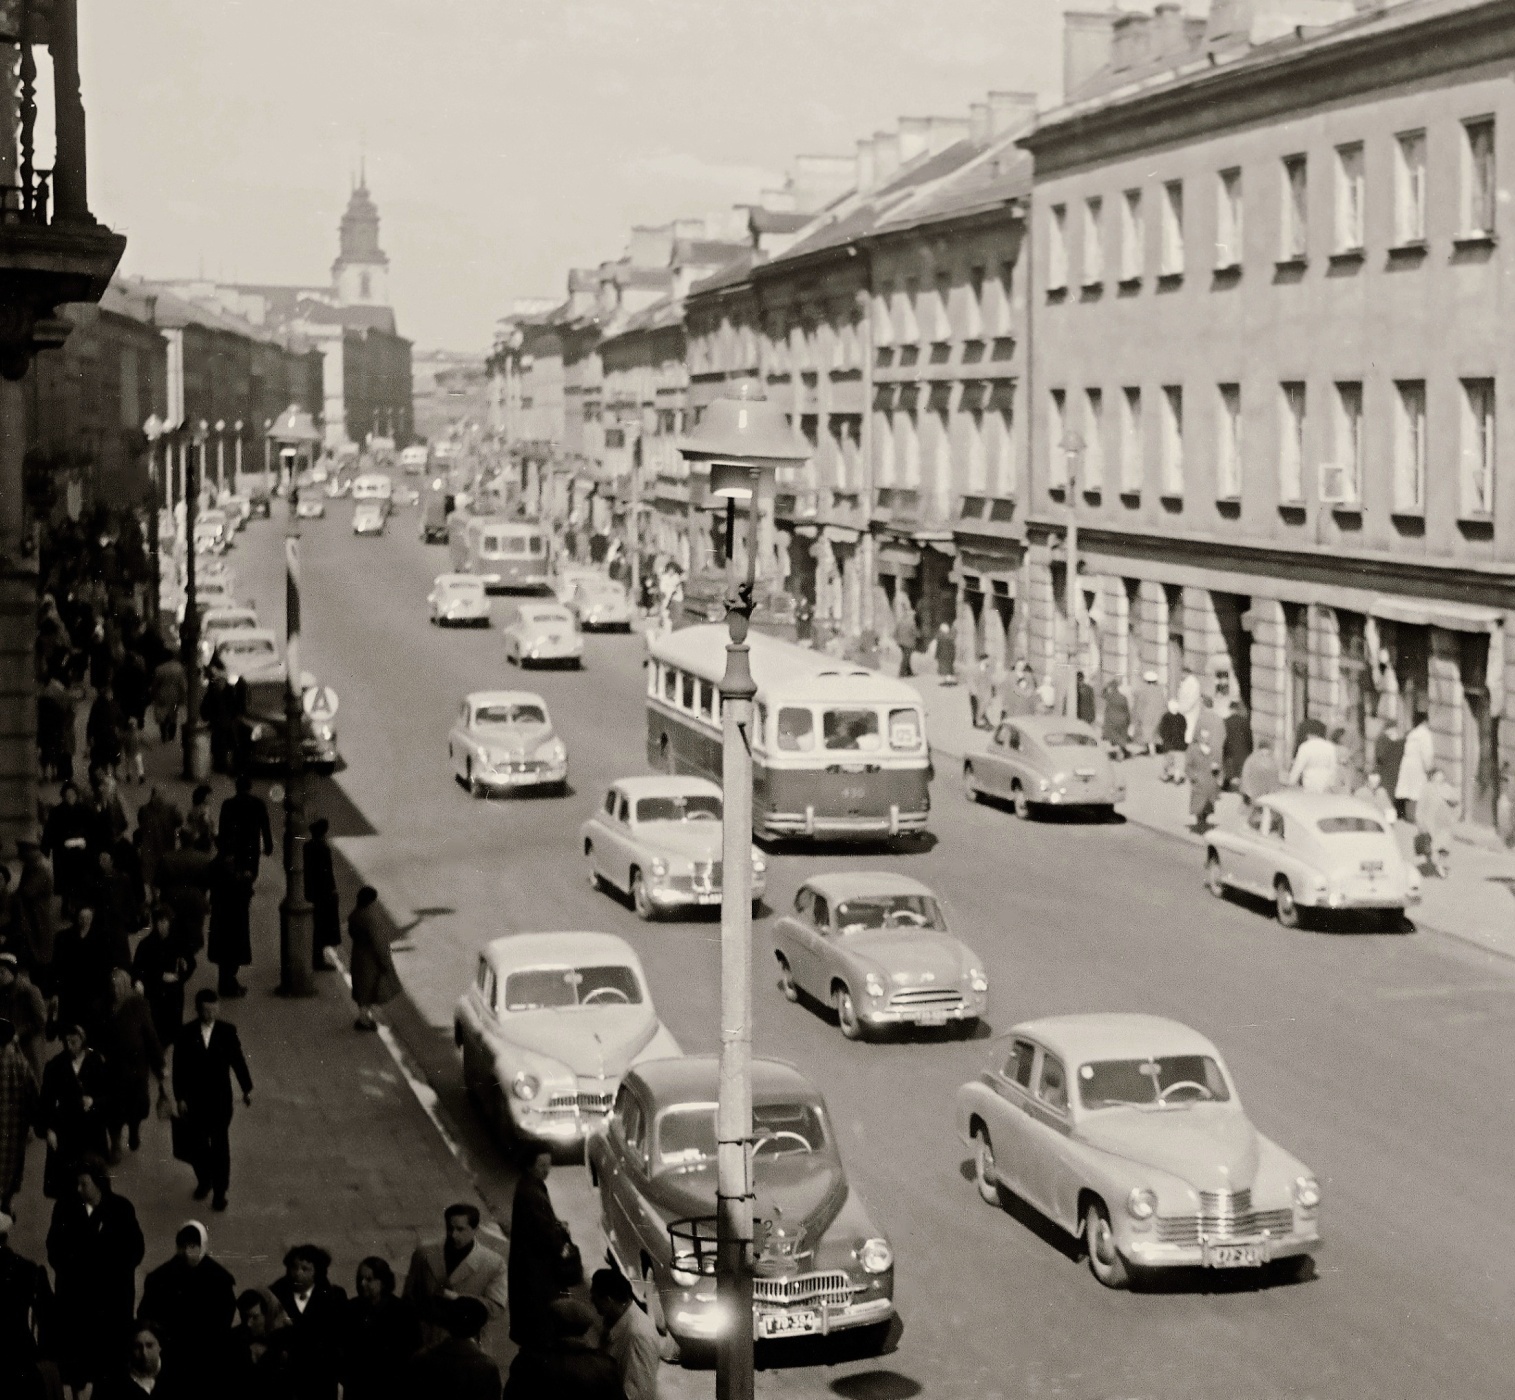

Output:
xmin=83 ymin=0 xmax=1097 ymax=353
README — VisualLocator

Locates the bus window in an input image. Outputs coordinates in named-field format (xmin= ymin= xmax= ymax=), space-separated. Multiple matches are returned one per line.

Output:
xmin=823 ymin=708 xmax=881 ymax=752
xmin=506 ymin=535 xmax=527 ymax=556
xmin=662 ymin=668 xmax=677 ymax=702
xmin=529 ymin=535 xmax=543 ymax=555
xmin=776 ymin=707 xmax=815 ymax=752
xmin=681 ymin=673 xmax=696 ymax=710
xmin=698 ymin=681 xmax=715 ymax=719
xmin=888 ymin=708 xmax=922 ymax=750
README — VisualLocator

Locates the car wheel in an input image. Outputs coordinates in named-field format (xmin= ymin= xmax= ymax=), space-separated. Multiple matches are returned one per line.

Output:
xmin=776 ymin=954 xmax=798 ymax=1003
xmin=1205 ymin=851 xmax=1227 ymax=898
xmin=1012 ymin=785 xmax=1031 ymax=820
xmin=962 ymin=762 xmax=980 ymax=803
xmin=585 ymin=845 xmax=608 ymax=892
xmin=1274 ymin=877 xmax=1300 ymax=928
xmin=834 ymin=985 xmax=864 ymax=1041
xmin=631 ymin=871 xmax=656 ymax=922
xmin=972 ymin=1126 xmax=1000 ymax=1206
xmin=467 ymin=761 xmax=485 ymax=799
xmin=1084 ymin=1199 xmax=1131 ymax=1289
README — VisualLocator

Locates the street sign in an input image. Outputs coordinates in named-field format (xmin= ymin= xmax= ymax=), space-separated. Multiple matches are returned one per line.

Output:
xmin=302 ymin=685 xmax=339 ymax=720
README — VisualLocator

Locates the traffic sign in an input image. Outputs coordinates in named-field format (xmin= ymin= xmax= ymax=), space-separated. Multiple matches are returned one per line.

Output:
xmin=302 ymin=685 xmax=339 ymax=720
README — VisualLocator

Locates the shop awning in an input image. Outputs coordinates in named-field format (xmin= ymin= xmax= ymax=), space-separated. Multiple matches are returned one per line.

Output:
xmin=1369 ymin=597 xmax=1504 ymax=633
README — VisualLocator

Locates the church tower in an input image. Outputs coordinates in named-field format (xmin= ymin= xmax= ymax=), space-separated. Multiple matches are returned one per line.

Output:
xmin=332 ymin=166 xmax=389 ymax=307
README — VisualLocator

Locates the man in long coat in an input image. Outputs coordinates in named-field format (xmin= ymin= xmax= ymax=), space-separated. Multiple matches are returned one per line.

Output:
xmin=303 ymin=819 xmax=341 ymax=970
xmin=218 ymin=775 xmax=273 ymax=883
xmin=404 ymin=1202 xmax=508 ymax=1349
xmin=508 ymin=1147 xmax=570 ymax=1346
xmin=207 ymin=857 xmax=254 ymax=998
xmin=172 ymin=990 xmax=253 ymax=1211
xmin=0 ymin=1019 xmax=39 ymax=1214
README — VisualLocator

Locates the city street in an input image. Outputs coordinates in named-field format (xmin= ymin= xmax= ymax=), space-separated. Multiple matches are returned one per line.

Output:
xmin=232 ymin=504 xmax=1515 ymax=1399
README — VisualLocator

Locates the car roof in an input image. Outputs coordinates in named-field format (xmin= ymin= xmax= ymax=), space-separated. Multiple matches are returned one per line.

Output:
xmin=1008 ymin=1013 xmax=1222 ymax=1065
xmin=613 ymin=775 xmax=722 ymax=800
xmin=628 ymin=1055 xmax=821 ymax=1108
xmin=482 ymin=931 xmax=641 ymax=975
xmin=204 ymin=607 xmax=256 ymax=622
xmin=800 ymin=871 xmax=935 ymax=901
xmin=1255 ymin=790 xmax=1388 ymax=822
xmin=434 ymin=573 xmax=481 ymax=586
xmin=1008 ymin=714 xmax=1102 ymax=740
xmin=516 ymin=603 xmax=571 ymax=617
xmin=218 ymin=628 xmax=277 ymax=646
xmin=466 ymin=689 xmax=548 ymax=709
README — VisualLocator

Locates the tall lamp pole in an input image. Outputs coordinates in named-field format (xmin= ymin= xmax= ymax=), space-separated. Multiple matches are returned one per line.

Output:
xmin=142 ymin=414 xmax=164 ymax=627
xmin=678 ymin=389 xmax=809 ymax=1400
xmin=181 ymin=422 xmax=210 ymax=780
xmin=1058 ymin=431 xmax=1085 ymax=719
xmin=629 ymin=431 xmax=642 ymax=609
xmin=278 ymin=530 xmax=315 ymax=997
xmin=214 ymin=420 xmax=226 ymax=495
xmin=233 ymin=420 xmax=243 ymax=492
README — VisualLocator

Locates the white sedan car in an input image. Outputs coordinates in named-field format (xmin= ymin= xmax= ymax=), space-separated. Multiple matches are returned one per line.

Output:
xmin=1204 ymin=790 xmax=1419 ymax=928
xmin=198 ymin=607 xmax=260 ymax=667
xmin=502 ymin=602 xmax=583 ymax=669
xmin=211 ymin=628 xmax=281 ymax=682
xmin=428 ymin=573 xmax=489 ymax=627
xmin=448 ymin=690 xmax=568 ymax=796
xmin=568 ymin=578 xmax=635 ymax=632
xmin=296 ymin=498 xmax=326 ymax=519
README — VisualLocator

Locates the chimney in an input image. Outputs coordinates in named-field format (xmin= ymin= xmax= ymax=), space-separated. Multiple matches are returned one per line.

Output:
xmin=1063 ymin=10 xmax=1117 ymax=99
xmin=969 ymin=102 xmax=992 ymax=146
xmin=987 ymin=91 xmax=1038 ymax=137
xmin=856 ymin=137 xmax=878 ymax=194
xmin=672 ymin=217 xmax=706 ymax=241
xmin=791 ymin=154 xmax=855 ymax=211
xmin=1205 ymin=0 xmax=1356 ymax=49
xmin=1111 ymin=12 xmax=1153 ymax=72
xmin=1151 ymin=2 xmax=1189 ymax=57
xmin=898 ymin=117 xmax=931 ymax=165
xmin=925 ymin=116 xmax=972 ymax=153
xmin=873 ymin=130 xmax=902 ymax=184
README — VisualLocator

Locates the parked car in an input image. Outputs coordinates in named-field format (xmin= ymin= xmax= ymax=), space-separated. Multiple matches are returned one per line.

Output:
xmin=961 ymin=714 xmax=1124 ymax=819
xmin=220 ymin=495 xmax=251 ymax=531
xmin=427 ymin=573 xmax=489 ymax=627
xmin=235 ymin=671 xmax=339 ymax=775
xmin=955 ymin=1013 xmax=1322 ymax=1289
xmin=352 ymin=502 xmax=386 ymax=535
xmin=772 ymin=872 xmax=986 ymax=1039
xmin=448 ymin=689 xmax=568 ymax=796
xmin=588 ymin=1056 xmax=895 ymax=1356
xmin=502 ymin=601 xmax=583 ymax=669
xmin=248 ymin=488 xmax=272 ymax=520
xmin=211 ymin=628 xmax=281 ymax=682
xmin=569 ymin=578 xmax=635 ymax=632
xmin=580 ymin=775 xmax=765 ymax=919
xmin=454 ymin=931 xmax=680 ymax=1150
xmin=296 ymin=498 xmax=326 ymax=520
xmin=198 ymin=606 xmax=260 ymax=667
xmin=1204 ymin=790 xmax=1419 ymax=928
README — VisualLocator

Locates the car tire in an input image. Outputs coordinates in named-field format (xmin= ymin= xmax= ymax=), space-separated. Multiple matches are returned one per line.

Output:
xmin=1274 ymin=876 xmax=1300 ymax=928
xmin=776 ymin=955 xmax=798 ymax=1003
xmin=962 ymin=762 xmax=980 ymax=803
xmin=1205 ymin=851 xmax=1227 ymax=898
xmin=467 ymin=761 xmax=485 ymax=799
xmin=1084 ymin=1199 xmax=1132 ymax=1289
xmin=972 ymin=1126 xmax=1000 ymax=1206
xmin=835 ymin=985 xmax=864 ymax=1041
xmin=586 ymin=846 xmax=609 ymax=893
xmin=631 ymin=871 xmax=656 ymax=922
xmin=1012 ymin=785 xmax=1032 ymax=821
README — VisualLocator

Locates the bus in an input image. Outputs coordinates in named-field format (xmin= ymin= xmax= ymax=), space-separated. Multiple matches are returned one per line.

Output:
xmin=447 ymin=515 xmax=549 ymax=592
xmin=645 ymin=624 xmax=932 ymax=842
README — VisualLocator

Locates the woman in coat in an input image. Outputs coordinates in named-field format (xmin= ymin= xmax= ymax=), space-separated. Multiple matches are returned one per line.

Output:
xmin=1185 ymin=733 xmax=1223 ymax=834
xmin=42 ymin=782 xmax=95 ymax=912
xmin=340 ymin=1257 xmax=421 ymax=1400
xmin=208 ymin=857 xmax=254 ymax=998
xmin=348 ymin=887 xmax=399 ymax=1032
xmin=1100 ymin=679 xmax=1131 ymax=757
xmin=1222 ymin=701 xmax=1254 ymax=790
xmin=132 ymin=905 xmax=196 ymax=1048
xmin=227 ymin=1288 xmax=295 ymax=1400
xmin=302 ymin=820 xmax=342 ymax=971
xmin=40 ymin=1023 xmax=111 ymax=1197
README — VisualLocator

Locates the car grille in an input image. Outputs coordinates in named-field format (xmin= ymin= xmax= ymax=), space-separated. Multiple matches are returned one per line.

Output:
xmin=1156 ymin=1190 xmax=1296 ymax=1244
xmin=544 ymin=1091 xmax=614 ymax=1114
xmin=752 ymin=1271 xmax=857 ymax=1308
xmin=665 ymin=861 xmax=722 ymax=894
xmin=886 ymin=987 xmax=963 ymax=1010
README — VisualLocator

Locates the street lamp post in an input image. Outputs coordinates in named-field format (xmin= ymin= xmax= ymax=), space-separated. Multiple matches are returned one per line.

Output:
xmin=181 ymin=422 xmax=210 ymax=780
xmin=215 ymin=420 xmax=226 ymax=495
xmin=678 ymin=389 xmax=809 ymax=1400
xmin=142 ymin=414 xmax=164 ymax=627
xmin=233 ymin=420 xmax=243 ymax=492
xmin=278 ymin=531 xmax=315 ymax=997
xmin=629 ymin=431 xmax=642 ymax=611
xmin=1058 ymin=431 xmax=1085 ymax=719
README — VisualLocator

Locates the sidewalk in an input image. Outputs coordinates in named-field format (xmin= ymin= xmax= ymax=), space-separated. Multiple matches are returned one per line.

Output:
xmin=912 ymin=669 xmax=1515 ymax=963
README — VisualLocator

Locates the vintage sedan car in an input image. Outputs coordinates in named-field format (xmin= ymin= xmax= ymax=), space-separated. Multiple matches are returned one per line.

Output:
xmin=454 ymin=932 xmax=681 ymax=1150
xmin=247 ymin=489 xmax=272 ymax=520
xmin=448 ymin=690 xmax=568 ymax=796
xmin=198 ymin=607 xmax=260 ymax=667
xmin=352 ymin=501 xmax=386 ymax=535
xmin=236 ymin=671 xmax=339 ymax=775
xmin=502 ymin=601 xmax=583 ymax=669
xmin=956 ymin=1013 xmax=1322 ymax=1289
xmin=581 ymin=775 xmax=766 ymax=919
xmin=427 ymin=573 xmax=490 ymax=627
xmin=961 ymin=714 xmax=1125 ymax=819
xmin=568 ymin=578 xmax=634 ymax=632
xmin=590 ymin=1057 xmax=894 ymax=1355
xmin=772 ymin=873 xmax=986 ymax=1040
xmin=296 ymin=497 xmax=326 ymax=519
xmin=211 ymin=628 xmax=281 ymax=682
xmin=1204 ymin=790 xmax=1419 ymax=928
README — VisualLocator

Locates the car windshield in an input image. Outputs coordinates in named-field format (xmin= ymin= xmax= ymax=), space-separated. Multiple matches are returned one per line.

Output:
xmin=1077 ymin=1054 xmax=1232 ymax=1109
xmin=501 ymin=964 xmax=642 ymax=1011
xmin=583 ymin=582 xmax=624 ymax=599
xmin=475 ymin=703 xmax=547 ymax=726
xmin=636 ymin=794 xmax=722 ymax=823
xmin=219 ymin=638 xmax=275 ymax=657
xmin=833 ymin=894 xmax=944 ymax=932
xmin=210 ymin=615 xmax=255 ymax=631
xmin=822 ymin=707 xmax=882 ymax=752
xmin=657 ymin=1102 xmax=827 ymax=1168
xmin=1318 ymin=816 xmax=1385 ymax=834
xmin=1042 ymin=731 xmax=1099 ymax=748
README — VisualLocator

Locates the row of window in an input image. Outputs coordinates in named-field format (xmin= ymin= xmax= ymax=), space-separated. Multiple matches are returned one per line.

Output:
xmin=1048 ymin=115 xmax=1496 ymax=290
xmin=873 ymin=405 xmax=1016 ymax=497
xmin=1046 ymin=376 xmax=1496 ymax=516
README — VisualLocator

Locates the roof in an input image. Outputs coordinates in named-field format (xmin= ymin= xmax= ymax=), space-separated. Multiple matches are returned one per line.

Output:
xmin=628 ymin=1055 xmax=820 ymax=1108
xmin=482 ymin=931 xmax=640 ymax=975
xmin=688 ymin=250 xmax=764 ymax=300
xmin=465 ymin=689 xmax=549 ymax=708
xmin=748 ymin=208 xmax=812 ymax=235
xmin=1013 ymin=714 xmax=1101 ymax=738
xmin=800 ymin=871 xmax=935 ymax=902
xmin=1009 ymin=1014 xmax=1221 ymax=1066
xmin=610 ymin=774 xmax=723 ymax=799
xmin=1254 ymin=790 xmax=1390 ymax=822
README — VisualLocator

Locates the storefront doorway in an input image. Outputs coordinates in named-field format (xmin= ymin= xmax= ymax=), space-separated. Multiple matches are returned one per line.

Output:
xmin=1212 ymin=592 xmax=1253 ymax=709
xmin=1461 ymin=633 xmax=1498 ymax=827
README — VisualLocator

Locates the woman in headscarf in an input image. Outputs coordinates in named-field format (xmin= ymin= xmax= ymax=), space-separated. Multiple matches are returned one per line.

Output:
xmin=348 ymin=887 xmax=400 ymax=1033
xmin=42 ymin=781 xmax=95 ymax=913
xmin=140 ymin=1220 xmax=239 ymax=1378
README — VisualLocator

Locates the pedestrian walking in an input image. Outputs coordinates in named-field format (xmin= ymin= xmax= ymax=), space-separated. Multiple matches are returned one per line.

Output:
xmin=1186 ymin=734 xmax=1222 ymax=833
xmin=0 ymin=1212 xmax=55 ymax=1400
xmin=135 ymin=786 xmax=183 ymax=898
xmin=934 ymin=623 xmax=957 ymax=683
xmin=0 ymin=1019 xmax=39 ymax=1215
xmin=969 ymin=654 xmax=992 ymax=730
xmin=1374 ymin=721 xmax=1405 ymax=805
xmin=348 ymin=886 xmax=400 ymax=1031
xmin=53 ymin=904 xmax=131 ymax=1042
xmin=1157 ymin=700 xmax=1188 ymax=782
xmin=91 ymin=768 xmax=131 ymax=850
xmin=413 ymin=1296 xmax=504 ymax=1400
xmin=42 ymin=781 xmax=95 ymax=913
xmin=150 ymin=654 xmax=188 ymax=744
xmin=227 ymin=1288 xmax=294 ymax=1400
xmin=342 ymin=1257 xmax=421 ymax=1400
xmin=1417 ymin=769 xmax=1459 ymax=878
xmin=1100 ymin=678 xmax=1131 ymax=757
xmin=200 ymin=670 xmax=241 ymax=776
xmin=184 ymin=785 xmax=217 ymax=854
xmin=13 ymin=838 xmax=56 ymax=994
xmin=509 ymin=1145 xmax=577 ymax=1346
xmin=37 ymin=670 xmax=71 ymax=782
xmin=895 ymin=611 xmax=917 ymax=678
xmin=1075 ymin=671 xmax=1096 ymax=725
xmin=1289 ymin=719 xmax=1339 ymax=793
xmin=794 ymin=596 xmax=814 ymax=644
xmin=87 ymin=681 xmax=126 ymax=776
xmin=1239 ymin=740 xmax=1280 ymax=807
xmin=404 ymin=1201 xmax=508 ymax=1348
xmin=140 ymin=1220 xmax=238 ymax=1378
xmin=218 ymin=775 xmax=274 ymax=883
xmin=0 ymin=954 xmax=47 ymax=1084
xmin=1396 ymin=710 xmax=1434 ymax=823
xmin=40 ymin=1024 xmax=110 ymax=1198
xmin=45 ymin=1154 xmax=145 ymax=1395
xmin=1176 ymin=669 xmax=1202 ymax=743
xmin=1222 ymin=701 xmax=1254 ymax=790
xmin=94 ymin=1317 xmax=187 ymax=1400
xmin=131 ymin=906 xmax=195 ymax=1049
xmin=208 ymin=856 xmax=254 ymax=998
xmin=172 ymin=989 xmax=253 ymax=1212
xmin=1000 ymin=668 xmax=1036 ymax=719
xmin=591 ymin=1268 xmax=660 ymax=1400
xmin=1353 ymin=771 xmax=1397 ymax=820
xmin=121 ymin=717 xmax=145 ymax=785
xmin=98 ymin=967 xmax=166 ymax=1158
xmin=303 ymin=819 xmax=341 ymax=972
xmin=93 ymin=845 xmax=145 ymax=943
xmin=268 ymin=1244 xmax=348 ymax=1400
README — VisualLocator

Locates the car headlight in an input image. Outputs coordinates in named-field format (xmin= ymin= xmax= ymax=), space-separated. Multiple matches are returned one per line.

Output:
xmin=540 ymin=739 xmax=566 ymax=763
xmin=1038 ymin=777 xmax=1051 ymax=792
xmin=248 ymin=723 xmax=267 ymax=742
xmin=1293 ymin=1175 xmax=1321 ymax=1209
xmin=312 ymin=723 xmax=333 ymax=741
xmin=650 ymin=857 xmax=668 ymax=877
xmin=858 ymin=1238 xmax=892 ymax=1274
xmin=511 ymin=1071 xmax=540 ymax=1101
xmin=751 ymin=853 xmax=766 ymax=873
xmin=864 ymin=973 xmax=885 ymax=998
xmin=968 ymin=968 xmax=988 ymax=993
xmin=1126 ymin=1186 xmax=1157 ymax=1220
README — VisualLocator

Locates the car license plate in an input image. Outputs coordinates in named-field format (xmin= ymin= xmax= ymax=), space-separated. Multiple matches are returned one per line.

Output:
xmin=759 ymin=1310 xmax=820 ymax=1339
xmin=1203 ymin=1240 xmax=1270 ymax=1269
xmin=1360 ymin=860 xmax=1384 ymax=873
xmin=916 ymin=1011 xmax=948 ymax=1026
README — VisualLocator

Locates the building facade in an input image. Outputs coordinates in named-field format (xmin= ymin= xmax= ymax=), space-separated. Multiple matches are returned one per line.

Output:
xmin=1023 ymin=0 xmax=1515 ymax=825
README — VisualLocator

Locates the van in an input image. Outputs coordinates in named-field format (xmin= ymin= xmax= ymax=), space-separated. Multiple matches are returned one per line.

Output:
xmin=352 ymin=473 xmax=393 ymax=504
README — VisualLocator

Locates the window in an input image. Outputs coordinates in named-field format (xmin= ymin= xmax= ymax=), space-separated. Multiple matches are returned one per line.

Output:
xmin=1083 ymin=388 xmax=1104 ymax=491
xmin=903 ymin=278 xmax=923 ymax=344
xmin=1395 ymin=131 xmax=1427 ymax=243
xmin=680 ymin=672 xmax=696 ymax=709
xmin=873 ymin=286 xmax=893 ymax=347
xmin=1215 ymin=168 xmax=1243 ymax=267
xmin=1327 ymin=381 xmax=1363 ymax=504
xmin=1281 ymin=155 xmax=1308 ymax=260
xmin=698 ymin=680 xmax=715 ymax=719
xmin=1160 ymin=385 xmax=1184 ymax=495
xmin=1216 ymin=383 xmax=1242 ymax=499
xmin=897 ymin=409 xmax=920 ymax=486
xmin=1120 ymin=388 xmax=1143 ymax=492
xmin=990 ymin=406 xmax=1015 ymax=495
xmin=1463 ymin=118 xmax=1496 ymax=237
xmin=1279 ymin=382 xmax=1306 ymax=502
xmin=931 ymin=271 xmax=953 ymax=342
xmin=1002 ymin=1040 xmax=1036 ymax=1088
xmin=1160 ymin=181 xmax=1185 ymax=275
xmin=1036 ymin=1054 xmax=1069 ymax=1113
xmin=603 ymin=789 xmax=618 ymax=817
xmin=1082 ymin=196 xmax=1104 ymax=286
xmin=1461 ymin=378 xmax=1495 ymax=515
xmin=1334 ymin=143 xmax=1364 ymax=251
xmin=966 ymin=410 xmax=987 ymax=492
xmin=966 ymin=265 xmax=985 ymax=339
xmin=1393 ymin=380 xmax=1426 ymax=512
xmin=930 ymin=408 xmax=951 ymax=501
xmin=1120 ymin=188 xmax=1143 ymax=281
xmin=1048 ymin=389 xmax=1067 ymax=488
xmin=874 ymin=409 xmax=895 ymax=485
xmin=1048 ymin=204 xmax=1069 ymax=291
xmin=822 ymin=707 xmax=882 ymax=751
xmin=776 ymin=706 xmax=815 ymax=752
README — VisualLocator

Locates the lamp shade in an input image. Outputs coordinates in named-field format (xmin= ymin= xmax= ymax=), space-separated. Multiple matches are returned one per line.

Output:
xmin=677 ymin=392 xmax=810 ymax=477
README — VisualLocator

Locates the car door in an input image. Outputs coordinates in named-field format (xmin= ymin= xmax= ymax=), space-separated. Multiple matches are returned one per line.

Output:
xmin=612 ymin=792 xmax=638 ymax=891
xmin=979 ymin=724 xmax=1014 ymax=798
xmin=587 ymin=788 xmax=617 ymax=885
xmin=600 ymin=1088 xmax=644 ymax=1258
xmin=1230 ymin=802 xmax=1276 ymax=893
xmin=449 ymin=701 xmax=468 ymax=777
xmin=1019 ymin=1048 xmax=1076 ymax=1227
xmin=980 ymin=1037 xmax=1039 ymax=1200
xmin=773 ymin=889 xmax=813 ymax=991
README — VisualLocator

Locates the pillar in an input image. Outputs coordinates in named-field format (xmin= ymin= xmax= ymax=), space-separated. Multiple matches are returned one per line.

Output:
xmin=1099 ymin=576 xmax=1130 ymax=688
xmin=1428 ymin=627 xmax=1464 ymax=793
xmin=50 ymin=0 xmax=91 ymax=223
xmin=0 ymin=378 xmax=35 ymax=854
xmin=1137 ymin=580 xmax=1168 ymax=688
xmin=1307 ymin=605 xmax=1342 ymax=725
xmin=1025 ymin=556 xmax=1057 ymax=678
xmin=1248 ymin=598 xmax=1289 ymax=756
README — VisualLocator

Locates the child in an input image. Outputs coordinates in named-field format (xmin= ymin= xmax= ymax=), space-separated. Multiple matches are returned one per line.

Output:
xmin=121 ymin=716 xmax=145 ymax=784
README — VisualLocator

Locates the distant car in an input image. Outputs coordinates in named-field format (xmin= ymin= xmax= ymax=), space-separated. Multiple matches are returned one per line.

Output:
xmin=220 ymin=496 xmax=251 ymax=531
xmin=772 ymin=872 xmax=986 ymax=1039
xmin=296 ymin=498 xmax=326 ymax=519
xmin=448 ymin=689 xmax=568 ymax=796
xmin=248 ymin=490 xmax=272 ymax=520
xmin=352 ymin=502 xmax=386 ymax=536
xmin=211 ymin=628 xmax=281 ymax=682
xmin=552 ymin=565 xmax=604 ymax=606
xmin=955 ymin=1013 xmax=1323 ymax=1289
xmin=961 ymin=714 xmax=1125 ymax=819
xmin=454 ymin=931 xmax=681 ymax=1149
xmin=400 ymin=445 xmax=430 ymax=474
xmin=194 ymin=511 xmax=229 ymax=554
xmin=323 ymin=476 xmax=348 ymax=500
xmin=177 ymin=577 xmax=233 ymax=625
xmin=580 ymin=775 xmax=766 ymax=920
xmin=589 ymin=1057 xmax=895 ymax=1356
xmin=568 ymin=578 xmax=634 ymax=632
xmin=1204 ymin=790 xmax=1419 ymax=928
xmin=198 ymin=607 xmax=260 ymax=667
xmin=427 ymin=573 xmax=489 ymax=627
xmin=502 ymin=602 xmax=582 ymax=669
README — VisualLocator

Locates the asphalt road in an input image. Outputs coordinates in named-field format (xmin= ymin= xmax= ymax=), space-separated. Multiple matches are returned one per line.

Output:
xmin=230 ymin=501 xmax=1515 ymax=1400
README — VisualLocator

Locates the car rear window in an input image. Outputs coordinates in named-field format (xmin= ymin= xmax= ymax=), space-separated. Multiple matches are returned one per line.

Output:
xmin=1042 ymin=731 xmax=1098 ymax=747
xmin=1317 ymin=816 xmax=1385 ymax=834
xmin=657 ymin=1101 xmax=826 ymax=1167
xmin=502 ymin=964 xmax=641 ymax=1011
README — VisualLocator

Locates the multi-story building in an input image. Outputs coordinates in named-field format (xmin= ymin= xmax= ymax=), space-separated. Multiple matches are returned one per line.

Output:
xmin=1023 ymin=0 xmax=1515 ymax=826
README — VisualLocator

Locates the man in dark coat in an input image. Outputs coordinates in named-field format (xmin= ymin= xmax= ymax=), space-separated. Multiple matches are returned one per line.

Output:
xmin=52 ymin=904 xmax=130 ymax=1041
xmin=98 ymin=968 xmax=165 ymax=1157
xmin=0 ymin=1214 xmax=55 ymax=1400
xmin=140 ymin=1220 xmax=238 ymax=1377
xmin=200 ymin=671 xmax=241 ymax=775
xmin=131 ymin=906 xmax=195 ymax=1048
xmin=503 ymin=1299 xmax=623 ymax=1400
xmin=268 ymin=1243 xmax=348 ymax=1400
xmin=303 ymin=819 xmax=341 ymax=970
xmin=508 ymin=1146 xmax=571 ymax=1346
xmin=208 ymin=857 xmax=254 ymax=997
xmin=13 ymin=839 xmax=55 ymax=992
xmin=1075 ymin=671 xmax=1097 ymax=726
xmin=136 ymin=786 xmax=184 ymax=898
xmin=218 ymin=774 xmax=273 ymax=883
xmin=172 ymin=990 xmax=253 ymax=1212
xmin=39 ymin=1024 xmax=110 ymax=1198
xmin=87 ymin=682 xmax=125 ymax=774
xmin=41 ymin=782 xmax=94 ymax=913
xmin=412 ymin=1297 xmax=503 ymax=1400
